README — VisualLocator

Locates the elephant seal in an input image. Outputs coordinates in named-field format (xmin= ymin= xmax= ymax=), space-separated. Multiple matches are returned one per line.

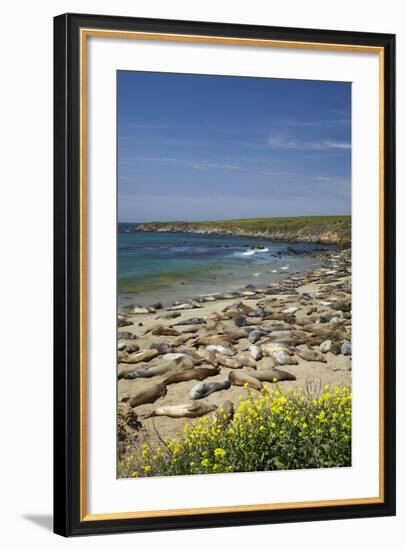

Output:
xmin=249 ymin=345 xmax=263 ymax=361
xmin=127 ymin=356 xmax=194 ymax=379
xmin=296 ymin=349 xmax=327 ymax=363
xmin=261 ymin=342 xmax=295 ymax=356
xmin=206 ymin=344 xmax=236 ymax=356
xmin=251 ymin=368 xmax=296 ymax=383
xmin=172 ymin=334 xmax=197 ymax=347
xmin=129 ymin=384 xmax=167 ymax=408
xmin=207 ymin=351 xmax=256 ymax=369
xmin=175 ymin=349 xmax=204 ymax=365
xmin=148 ymin=325 xmax=180 ymax=337
xmin=174 ymin=317 xmax=207 ymax=326
xmin=117 ymin=331 xmax=136 ymax=340
xmin=319 ymin=339 xmax=332 ymax=353
xmin=150 ymin=342 xmax=174 ymax=355
xmin=228 ymin=370 xmax=263 ymax=391
xmin=144 ymin=402 xmax=217 ymax=419
xmin=272 ymin=350 xmax=299 ymax=366
xmin=119 ymin=349 xmax=158 ymax=364
xmin=190 ymin=379 xmax=231 ymax=400
xmin=223 ymin=329 xmax=249 ymax=340
xmin=196 ymin=335 xmax=238 ymax=346
xmin=117 ymin=351 xmax=128 ymax=363
xmin=163 ymin=366 xmax=220 ymax=385
xmin=125 ymin=342 xmax=140 ymax=354
xmin=118 ymin=317 xmax=132 ymax=328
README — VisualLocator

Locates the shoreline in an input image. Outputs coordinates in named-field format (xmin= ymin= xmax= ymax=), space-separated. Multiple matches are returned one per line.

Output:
xmin=117 ymin=247 xmax=352 ymax=470
xmin=118 ymin=236 xmax=336 ymax=307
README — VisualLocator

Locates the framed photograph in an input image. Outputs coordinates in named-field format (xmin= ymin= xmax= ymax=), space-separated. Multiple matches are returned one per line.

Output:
xmin=54 ymin=13 xmax=396 ymax=536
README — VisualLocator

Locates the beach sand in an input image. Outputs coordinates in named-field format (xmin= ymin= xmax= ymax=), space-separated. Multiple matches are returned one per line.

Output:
xmin=117 ymin=249 xmax=352 ymax=464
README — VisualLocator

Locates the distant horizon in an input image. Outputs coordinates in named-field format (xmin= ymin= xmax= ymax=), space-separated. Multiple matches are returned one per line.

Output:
xmin=118 ymin=72 xmax=351 ymax=222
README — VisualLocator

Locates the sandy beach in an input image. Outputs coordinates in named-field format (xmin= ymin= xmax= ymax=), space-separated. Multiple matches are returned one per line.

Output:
xmin=117 ymin=247 xmax=351 ymax=464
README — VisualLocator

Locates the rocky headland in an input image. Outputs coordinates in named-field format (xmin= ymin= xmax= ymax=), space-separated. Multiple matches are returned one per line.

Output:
xmin=132 ymin=216 xmax=351 ymax=247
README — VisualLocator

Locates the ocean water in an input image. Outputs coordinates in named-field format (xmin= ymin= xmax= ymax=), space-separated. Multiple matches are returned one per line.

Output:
xmin=117 ymin=224 xmax=334 ymax=307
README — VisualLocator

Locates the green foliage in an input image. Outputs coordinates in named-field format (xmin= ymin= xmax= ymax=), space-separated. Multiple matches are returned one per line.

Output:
xmin=119 ymin=385 xmax=352 ymax=478
xmin=139 ymin=216 xmax=352 ymax=246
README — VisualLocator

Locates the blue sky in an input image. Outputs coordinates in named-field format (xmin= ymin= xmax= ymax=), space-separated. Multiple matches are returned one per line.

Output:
xmin=118 ymin=71 xmax=351 ymax=222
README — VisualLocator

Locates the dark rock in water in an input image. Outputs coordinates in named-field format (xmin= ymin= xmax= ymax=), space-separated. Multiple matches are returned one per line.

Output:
xmin=150 ymin=343 xmax=174 ymax=355
xmin=174 ymin=318 xmax=207 ymax=326
xmin=244 ymin=284 xmax=256 ymax=289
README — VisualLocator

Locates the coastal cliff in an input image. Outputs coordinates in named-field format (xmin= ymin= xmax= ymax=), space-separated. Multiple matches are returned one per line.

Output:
xmin=133 ymin=216 xmax=351 ymax=247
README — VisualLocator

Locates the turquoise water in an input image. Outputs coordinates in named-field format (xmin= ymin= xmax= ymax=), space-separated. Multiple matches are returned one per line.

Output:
xmin=118 ymin=224 xmax=333 ymax=307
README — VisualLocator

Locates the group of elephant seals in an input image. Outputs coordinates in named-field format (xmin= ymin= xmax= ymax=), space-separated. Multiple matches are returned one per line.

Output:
xmin=228 ymin=370 xmax=263 ymax=391
xmin=190 ymin=379 xmax=231 ymax=400
xmin=129 ymin=383 xmax=167 ymax=408
xmin=163 ymin=366 xmax=220 ymax=385
xmin=144 ymin=402 xmax=217 ymax=419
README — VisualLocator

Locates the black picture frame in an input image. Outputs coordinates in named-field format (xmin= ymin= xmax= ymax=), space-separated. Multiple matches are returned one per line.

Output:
xmin=54 ymin=12 xmax=396 ymax=537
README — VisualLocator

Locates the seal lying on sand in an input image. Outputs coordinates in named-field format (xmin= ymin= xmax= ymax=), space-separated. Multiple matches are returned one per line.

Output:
xmin=214 ymin=352 xmax=257 ymax=369
xmin=206 ymin=344 xmax=236 ymax=356
xmin=272 ymin=350 xmax=299 ymax=366
xmin=149 ymin=343 xmax=174 ymax=355
xmin=145 ymin=325 xmax=180 ymax=337
xmin=296 ymin=349 xmax=327 ymax=363
xmin=163 ymin=366 xmax=220 ymax=385
xmin=195 ymin=335 xmax=238 ymax=346
xmin=250 ymin=368 xmax=296 ymax=383
xmin=190 ymin=379 xmax=231 ymax=400
xmin=144 ymin=402 xmax=217 ymax=419
xmin=119 ymin=349 xmax=158 ymax=364
xmin=129 ymin=383 xmax=167 ymax=408
xmin=172 ymin=334 xmax=197 ymax=347
xmin=261 ymin=342 xmax=295 ymax=356
xmin=127 ymin=356 xmax=194 ymax=379
xmin=228 ymin=370 xmax=263 ymax=391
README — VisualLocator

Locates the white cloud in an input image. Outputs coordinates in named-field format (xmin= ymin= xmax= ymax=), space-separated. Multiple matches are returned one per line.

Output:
xmin=268 ymin=135 xmax=351 ymax=151
xmin=120 ymin=156 xmax=244 ymax=172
